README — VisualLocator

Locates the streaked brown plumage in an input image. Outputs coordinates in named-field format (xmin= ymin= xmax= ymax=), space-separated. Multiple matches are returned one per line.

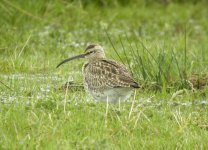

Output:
xmin=57 ymin=44 xmax=139 ymax=103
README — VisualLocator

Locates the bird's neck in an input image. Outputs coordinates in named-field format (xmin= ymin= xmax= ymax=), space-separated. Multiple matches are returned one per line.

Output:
xmin=88 ymin=57 xmax=105 ymax=62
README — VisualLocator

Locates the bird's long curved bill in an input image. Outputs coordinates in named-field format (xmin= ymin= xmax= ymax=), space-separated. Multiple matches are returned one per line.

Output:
xmin=56 ymin=53 xmax=87 ymax=68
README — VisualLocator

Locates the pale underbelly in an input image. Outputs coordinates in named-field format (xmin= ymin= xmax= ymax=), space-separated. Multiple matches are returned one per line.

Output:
xmin=84 ymin=83 xmax=133 ymax=103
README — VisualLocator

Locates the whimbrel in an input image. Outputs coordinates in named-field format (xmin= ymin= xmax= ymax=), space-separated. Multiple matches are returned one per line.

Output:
xmin=57 ymin=44 xmax=139 ymax=103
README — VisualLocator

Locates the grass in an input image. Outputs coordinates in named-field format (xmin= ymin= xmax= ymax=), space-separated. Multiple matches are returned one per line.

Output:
xmin=0 ymin=0 xmax=208 ymax=149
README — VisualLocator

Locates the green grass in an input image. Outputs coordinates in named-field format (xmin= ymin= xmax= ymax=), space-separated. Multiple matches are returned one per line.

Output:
xmin=0 ymin=0 xmax=208 ymax=149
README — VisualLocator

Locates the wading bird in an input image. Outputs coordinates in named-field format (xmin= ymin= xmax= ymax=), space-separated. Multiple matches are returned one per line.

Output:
xmin=57 ymin=44 xmax=139 ymax=103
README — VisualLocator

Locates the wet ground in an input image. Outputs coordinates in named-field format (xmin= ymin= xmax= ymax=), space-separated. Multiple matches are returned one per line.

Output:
xmin=1 ymin=74 xmax=207 ymax=107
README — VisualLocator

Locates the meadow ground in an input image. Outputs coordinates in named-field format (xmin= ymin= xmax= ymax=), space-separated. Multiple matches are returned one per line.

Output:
xmin=0 ymin=0 xmax=208 ymax=149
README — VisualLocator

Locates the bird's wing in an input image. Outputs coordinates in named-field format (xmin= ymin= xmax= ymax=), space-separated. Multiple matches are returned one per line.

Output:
xmin=83 ymin=59 xmax=139 ymax=90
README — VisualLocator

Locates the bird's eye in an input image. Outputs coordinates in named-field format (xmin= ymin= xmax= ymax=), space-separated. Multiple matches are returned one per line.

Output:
xmin=87 ymin=51 xmax=93 ymax=54
xmin=87 ymin=50 xmax=95 ymax=54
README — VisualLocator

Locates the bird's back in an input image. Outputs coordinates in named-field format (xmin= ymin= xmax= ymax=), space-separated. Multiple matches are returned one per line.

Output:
xmin=83 ymin=59 xmax=139 ymax=91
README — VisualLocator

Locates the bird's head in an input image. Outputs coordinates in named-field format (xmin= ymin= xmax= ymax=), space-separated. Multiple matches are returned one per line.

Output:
xmin=84 ymin=44 xmax=105 ymax=59
xmin=56 ymin=44 xmax=105 ymax=68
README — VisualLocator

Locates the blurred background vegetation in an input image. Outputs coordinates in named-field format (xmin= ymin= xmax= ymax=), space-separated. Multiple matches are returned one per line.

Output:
xmin=71 ymin=0 xmax=208 ymax=6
